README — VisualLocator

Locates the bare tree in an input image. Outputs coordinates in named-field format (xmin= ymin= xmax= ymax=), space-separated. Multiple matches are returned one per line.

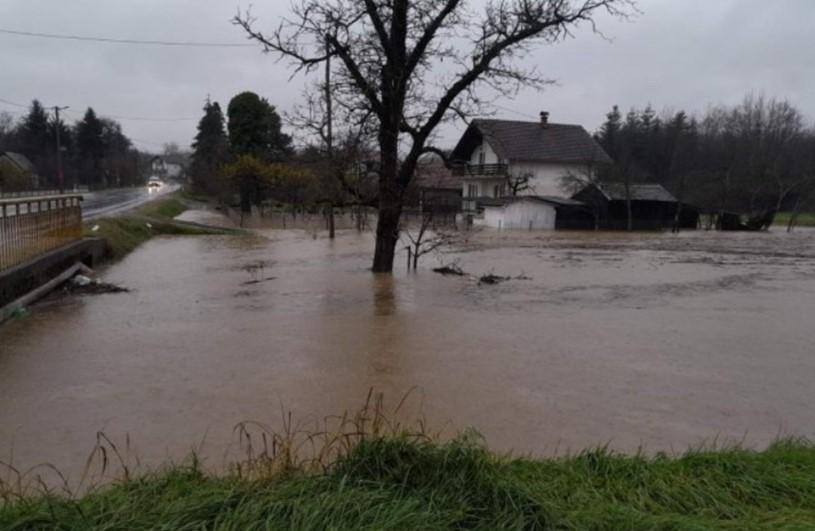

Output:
xmin=507 ymin=172 xmax=533 ymax=196
xmin=402 ymin=210 xmax=456 ymax=270
xmin=235 ymin=0 xmax=633 ymax=272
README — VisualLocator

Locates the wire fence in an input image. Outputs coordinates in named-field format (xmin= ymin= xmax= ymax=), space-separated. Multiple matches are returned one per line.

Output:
xmin=0 ymin=194 xmax=83 ymax=271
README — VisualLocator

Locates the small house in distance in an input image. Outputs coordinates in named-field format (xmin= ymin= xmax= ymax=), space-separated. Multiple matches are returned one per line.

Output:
xmin=0 ymin=151 xmax=39 ymax=191
xmin=572 ymin=183 xmax=699 ymax=230
xmin=413 ymin=157 xmax=462 ymax=220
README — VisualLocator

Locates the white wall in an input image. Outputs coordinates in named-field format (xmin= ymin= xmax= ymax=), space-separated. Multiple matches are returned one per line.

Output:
xmin=510 ymin=162 xmax=587 ymax=197
xmin=469 ymin=141 xmax=500 ymax=165
xmin=462 ymin=178 xmax=505 ymax=198
xmin=482 ymin=200 xmax=557 ymax=230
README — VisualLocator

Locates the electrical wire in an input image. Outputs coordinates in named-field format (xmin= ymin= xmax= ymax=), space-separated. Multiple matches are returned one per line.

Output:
xmin=0 ymin=97 xmax=29 ymax=109
xmin=1 ymin=96 xmax=198 ymax=122
xmin=0 ymin=27 xmax=255 ymax=48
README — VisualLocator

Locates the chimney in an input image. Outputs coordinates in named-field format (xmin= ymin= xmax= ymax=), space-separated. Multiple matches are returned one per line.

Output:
xmin=540 ymin=111 xmax=550 ymax=127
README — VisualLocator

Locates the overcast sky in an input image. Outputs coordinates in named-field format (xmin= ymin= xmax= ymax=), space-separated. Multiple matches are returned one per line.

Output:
xmin=1 ymin=0 xmax=812 ymax=153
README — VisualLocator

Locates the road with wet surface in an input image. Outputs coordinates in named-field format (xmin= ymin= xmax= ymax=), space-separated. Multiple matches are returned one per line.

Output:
xmin=2 ymin=220 xmax=815 ymax=480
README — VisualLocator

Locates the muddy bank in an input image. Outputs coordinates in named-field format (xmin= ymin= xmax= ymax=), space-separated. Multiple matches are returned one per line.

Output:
xmin=1 ymin=226 xmax=814 ymax=481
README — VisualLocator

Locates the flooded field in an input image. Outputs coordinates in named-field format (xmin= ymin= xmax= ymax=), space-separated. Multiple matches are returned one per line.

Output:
xmin=2 ymin=216 xmax=815 ymax=480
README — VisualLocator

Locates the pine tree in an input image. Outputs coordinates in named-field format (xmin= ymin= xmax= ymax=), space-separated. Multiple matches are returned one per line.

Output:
xmin=227 ymin=92 xmax=293 ymax=210
xmin=190 ymin=98 xmax=228 ymax=194
xmin=18 ymin=100 xmax=51 ymax=181
xmin=75 ymin=108 xmax=106 ymax=187
xmin=597 ymin=105 xmax=622 ymax=161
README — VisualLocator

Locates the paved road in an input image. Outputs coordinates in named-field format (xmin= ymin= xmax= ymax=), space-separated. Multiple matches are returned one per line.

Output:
xmin=83 ymin=184 xmax=179 ymax=220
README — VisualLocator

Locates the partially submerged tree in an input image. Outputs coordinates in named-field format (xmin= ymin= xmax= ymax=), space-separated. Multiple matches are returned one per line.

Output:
xmin=402 ymin=210 xmax=456 ymax=271
xmin=235 ymin=0 xmax=633 ymax=272
xmin=221 ymin=154 xmax=311 ymax=224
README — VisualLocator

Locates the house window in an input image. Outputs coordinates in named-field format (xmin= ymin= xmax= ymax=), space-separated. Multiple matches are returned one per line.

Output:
xmin=493 ymin=184 xmax=505 ymax=197
xmin=478 ymin=150 xmax=485 ymax=165
xmin=467 ymin=184 xmax=478 ymax=197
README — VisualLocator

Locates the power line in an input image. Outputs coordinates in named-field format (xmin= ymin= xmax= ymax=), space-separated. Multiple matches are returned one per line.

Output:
xmin=0 ymin=27 xmax=256 ymax=48
xmin=1 ymin=96 xmax=198 ymax=122
xmin=492 ymin=103 xmax=538 ymax=120
xmin=0 ymin=97 xmax=29 ymax=109
xmin=63 ymin=108 xmax=198 ymax=122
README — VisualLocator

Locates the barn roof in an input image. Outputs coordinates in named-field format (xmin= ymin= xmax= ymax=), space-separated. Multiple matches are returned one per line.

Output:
xmin=451 ymin=119 xmax=612 ymax=165
xmin=413 ymin=160 xmax=461 ymax=190
xmin=594 ymin=183 xmax=678 ymax=202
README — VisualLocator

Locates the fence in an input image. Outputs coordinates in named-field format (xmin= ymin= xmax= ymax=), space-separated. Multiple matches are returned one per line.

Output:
xmin=0 ymin=187 xmax=90 ymax=199
xmin=0 ymin=194 xmax=83 ymax=271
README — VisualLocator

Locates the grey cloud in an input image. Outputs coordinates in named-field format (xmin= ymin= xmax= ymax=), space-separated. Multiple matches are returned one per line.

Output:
xmin=1 ymin=0 xmax=812 ymax=151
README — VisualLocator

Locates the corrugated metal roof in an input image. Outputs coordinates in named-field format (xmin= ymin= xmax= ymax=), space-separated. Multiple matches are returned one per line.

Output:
xmin=456 ymin=119 xmax=612 ymax=165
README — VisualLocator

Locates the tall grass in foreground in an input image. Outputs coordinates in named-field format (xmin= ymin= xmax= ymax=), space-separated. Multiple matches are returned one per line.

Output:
xmin=3 ymin=392 xmax=815 ymax=529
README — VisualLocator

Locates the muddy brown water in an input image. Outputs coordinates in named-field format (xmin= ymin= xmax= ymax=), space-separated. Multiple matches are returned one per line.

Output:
xmin=2 ymin=214 xmax=815 ymax=482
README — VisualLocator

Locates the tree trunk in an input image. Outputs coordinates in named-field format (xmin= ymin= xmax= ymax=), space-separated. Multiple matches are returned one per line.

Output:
xmin=372 ymin=197 xmax=402 ymax=272
xmin=328 ymin=202 xmax=335 ymax=239
xmin=371 ymin=121 xmax=403 ymax=273
xmin=624 ymin=179 xmax=633 ymax=231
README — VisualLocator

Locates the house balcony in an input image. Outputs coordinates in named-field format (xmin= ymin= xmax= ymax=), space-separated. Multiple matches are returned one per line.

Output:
xmin=451 ymin=163 xmax=509 ymax=178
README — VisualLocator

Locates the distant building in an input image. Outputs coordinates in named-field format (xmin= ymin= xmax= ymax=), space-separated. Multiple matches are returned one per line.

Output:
xmin=412 ymin=157 xmax=462 ymax=218
xmin=151 ymin=156 xmax=186 ymax=181
xmin=572 ymin=183 xmax=699 ymax=230
xmin=0 ymin=151 xmax=39 ymax=190
xmin=450 ymin=112 xmax=611 ymax=215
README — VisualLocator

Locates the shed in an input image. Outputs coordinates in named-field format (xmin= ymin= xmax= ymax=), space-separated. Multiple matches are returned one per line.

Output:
xmin=478 ymin=196 xmax=594 ymax=230
xmin=572 ymin=183 xmax=699 ymax=230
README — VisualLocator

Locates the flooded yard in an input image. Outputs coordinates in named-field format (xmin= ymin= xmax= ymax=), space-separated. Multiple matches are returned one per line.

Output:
xmin=2 ymin=218 xmax=815 ymax=480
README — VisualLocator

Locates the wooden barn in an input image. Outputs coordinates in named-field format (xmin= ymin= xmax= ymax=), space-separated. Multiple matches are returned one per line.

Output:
xmin=572 ymin=183 xmax=699 ymax=230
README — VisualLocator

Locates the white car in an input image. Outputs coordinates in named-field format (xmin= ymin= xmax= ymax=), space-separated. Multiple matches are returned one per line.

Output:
xmin=147 ymin=178 xmax=163 ymax=190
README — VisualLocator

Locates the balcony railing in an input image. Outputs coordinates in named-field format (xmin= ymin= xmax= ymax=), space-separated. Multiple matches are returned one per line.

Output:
xmin=0 ymin=194 xmax=83 ymax=271
xmin=451 ymin=163 xmax=509 ymax=178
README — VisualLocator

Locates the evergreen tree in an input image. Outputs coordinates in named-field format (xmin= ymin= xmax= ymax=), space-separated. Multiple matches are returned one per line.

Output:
xmin=18 ymin=100 xmax=52 ymax=182
xmin=190 ymin=98 xmax=228 ymax=194
xmin=227 ymin=92 xmax=292 ymax=161
xmin=597 ymin=105 xmax=622 ymax=161
xmin=227 ymin=92 xmax=293 ymax=210
xmin=75 ymin=108 xmax=105 ymax=187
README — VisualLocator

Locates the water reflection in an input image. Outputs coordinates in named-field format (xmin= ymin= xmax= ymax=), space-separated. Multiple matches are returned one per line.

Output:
xmin=372 ymin=274 xmax=398 ymax=316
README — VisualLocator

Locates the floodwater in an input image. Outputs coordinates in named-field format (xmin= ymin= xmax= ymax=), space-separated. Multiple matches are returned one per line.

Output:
xmin=2 ymin=213 xmax=815 ymax=481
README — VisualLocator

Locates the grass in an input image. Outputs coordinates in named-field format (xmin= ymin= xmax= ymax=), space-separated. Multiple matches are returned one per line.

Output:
xmin=773 ymin=211 xmax=815 ymax=227
xmin=84 ymin=193 xmax=235 ymax=261
xmin=2 ymin=392 xmax=815 ymax=530
xmin=2 ymin=437 xmax=815 ymax=530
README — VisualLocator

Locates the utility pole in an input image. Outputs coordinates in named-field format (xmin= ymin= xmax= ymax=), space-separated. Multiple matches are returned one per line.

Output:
xmin=52 ymin=105 xmax=69 ymax=193
xmin=325 ymin=35 xmax=335 ymax=239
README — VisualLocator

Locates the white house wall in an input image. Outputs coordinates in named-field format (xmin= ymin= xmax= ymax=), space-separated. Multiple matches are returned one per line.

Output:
xmin=510 ymin=162 xmax=586 ymax=197
xmin=462 ymin=178 xmax=505 ymax=197
xmin=469 ymin=140 xmax=500 ymax=165
xmin=482 ymin=200 xmax=557 ymax=230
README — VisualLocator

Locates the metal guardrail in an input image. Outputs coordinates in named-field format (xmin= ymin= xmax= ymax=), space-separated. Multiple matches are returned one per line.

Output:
xmin=0 ymin=194 xmax=83 ymax=271
xmin=0 ymin=187 xmax=90 ymax=199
